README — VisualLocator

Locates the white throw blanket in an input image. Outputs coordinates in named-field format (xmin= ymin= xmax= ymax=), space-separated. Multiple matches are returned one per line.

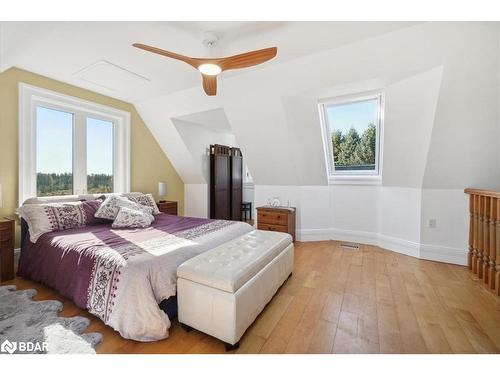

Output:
xmin=87 ymin=220 xmax=253 ymax=341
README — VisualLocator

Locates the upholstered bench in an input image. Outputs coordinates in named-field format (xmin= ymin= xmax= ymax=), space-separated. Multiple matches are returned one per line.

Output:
xmin=177 ymin=230 xmax=294 ymax=350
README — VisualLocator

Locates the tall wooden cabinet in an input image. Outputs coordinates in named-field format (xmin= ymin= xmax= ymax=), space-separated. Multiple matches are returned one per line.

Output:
xmin=210 ymin=144 xmax=243 ymax=220
xmin=230 ymin=148 xmax=243 ymax=221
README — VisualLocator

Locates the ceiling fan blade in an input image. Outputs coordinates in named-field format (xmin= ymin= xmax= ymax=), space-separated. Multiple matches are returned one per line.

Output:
xmin=132 ymin=43 xmax=199 ymax=68
xmin=202 ymin=74 xmax=217 ymax=96
xmin=219 ymin=47 xmax=277 ymax=71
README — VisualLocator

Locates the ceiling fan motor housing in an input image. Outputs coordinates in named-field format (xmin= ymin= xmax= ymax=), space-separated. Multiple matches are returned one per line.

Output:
xmin=202 ymin=32 xmax=219 ymax=48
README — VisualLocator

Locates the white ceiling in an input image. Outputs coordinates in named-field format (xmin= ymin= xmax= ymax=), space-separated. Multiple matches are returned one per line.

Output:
xmin=0 ymin=21 xmax=420 ymax=102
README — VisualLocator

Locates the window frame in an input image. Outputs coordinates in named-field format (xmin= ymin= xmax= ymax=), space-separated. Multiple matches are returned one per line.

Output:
xmin=19 ymin=83 xmax=131 ymax=204
xmin=318 ymin=91 xmax=384 ymax=185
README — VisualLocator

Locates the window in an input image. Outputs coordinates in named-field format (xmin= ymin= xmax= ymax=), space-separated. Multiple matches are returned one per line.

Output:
xmin=19 ymin=83 xmax=130 ymax=203
xmin=86 ymin=117 xmax=114 ymax=194
xmin=319 ymin=92 xmax=383 ymax=184
xmin=36 ymin=107 xmax=74 ymax=196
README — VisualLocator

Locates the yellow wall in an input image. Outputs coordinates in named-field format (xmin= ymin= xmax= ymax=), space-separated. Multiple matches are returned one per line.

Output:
xmin=0 ymin=67 xmax=184 ymax=246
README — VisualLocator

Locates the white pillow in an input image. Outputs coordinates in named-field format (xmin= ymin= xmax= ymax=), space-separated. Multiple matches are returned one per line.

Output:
xmin=95 ymin=195 xmax=154 ymax=221
xmin=112 ymin=207 xmax=154 ymax=229
xmin=17 ymin=202 xmax=88 ymax=243
xmin=128 ymin=193 xmax=160 ymax=215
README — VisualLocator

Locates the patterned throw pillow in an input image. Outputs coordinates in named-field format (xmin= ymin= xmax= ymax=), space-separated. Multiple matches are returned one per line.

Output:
xmin=94 ymin=195 xmax=154 ymax=221
xmin=126 ymin=193 xmax=160 ymax=215
xmin=112 ymin=207 xmax=154 ymax=229
xmin=17 ymin=200 xmax=103 ymax=243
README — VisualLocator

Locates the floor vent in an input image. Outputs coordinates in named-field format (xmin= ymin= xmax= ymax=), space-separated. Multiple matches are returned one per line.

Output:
xmin=340 ymin=242 xmax=360 ymax=250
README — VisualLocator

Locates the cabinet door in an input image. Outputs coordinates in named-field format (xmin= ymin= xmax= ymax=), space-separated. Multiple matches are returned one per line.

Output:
xmin=210 ymin=152 xmax=231 ymax=219
xmin=230 ymin=151 xmax=243 ymax=221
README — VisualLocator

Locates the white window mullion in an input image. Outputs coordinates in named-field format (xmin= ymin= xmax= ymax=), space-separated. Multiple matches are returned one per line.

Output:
xmin=113 ymin=115 xmax=131 ymax=193
xmin=73 ymin=112 xmax=87 ymax=195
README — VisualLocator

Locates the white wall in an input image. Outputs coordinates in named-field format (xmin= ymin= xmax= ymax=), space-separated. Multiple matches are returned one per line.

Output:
xmin=136 ymin=23 xmax=500 ymax=265
xmin=173 ymin=115 xmax=256 ymax=218
xmin=184 ymin=184 xmax=208 ymax=218
xmin=173 ymin=118 xmax=237 ymax=184
xmin=173 ymin=118 xmax=238 ymax=217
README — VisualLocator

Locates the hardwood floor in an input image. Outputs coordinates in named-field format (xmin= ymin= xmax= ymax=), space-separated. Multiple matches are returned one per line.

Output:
xmin=3 ymin=241 xmax=500 ymax=354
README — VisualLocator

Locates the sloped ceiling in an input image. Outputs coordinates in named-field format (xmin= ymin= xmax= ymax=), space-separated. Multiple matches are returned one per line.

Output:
xmin=0 ymin=21 xmax=418 ymax=101
xmin=1 ymin=21 xmax=498 ymax=190
xmin=136 ymin=22 xmax=499 ymax=189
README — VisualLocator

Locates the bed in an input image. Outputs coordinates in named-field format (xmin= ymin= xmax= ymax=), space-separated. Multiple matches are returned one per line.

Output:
xmin=17 ymin=195 xmax=253 ymax=342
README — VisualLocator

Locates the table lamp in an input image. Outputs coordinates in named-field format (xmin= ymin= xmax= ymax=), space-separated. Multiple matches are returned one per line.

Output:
xmin=158 ymin=181 xmax=167 ymax=203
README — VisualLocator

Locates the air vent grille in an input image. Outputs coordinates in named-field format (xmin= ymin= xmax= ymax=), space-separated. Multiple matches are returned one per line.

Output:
xmin=340 ymin=242 xmax=360 ymax=250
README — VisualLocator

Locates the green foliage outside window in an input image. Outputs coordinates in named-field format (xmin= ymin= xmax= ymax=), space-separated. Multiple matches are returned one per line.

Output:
xmin=37 ymin=173 xmax=113 ymax=196
xmin=331 ymin=123 xmax=376 ymax=171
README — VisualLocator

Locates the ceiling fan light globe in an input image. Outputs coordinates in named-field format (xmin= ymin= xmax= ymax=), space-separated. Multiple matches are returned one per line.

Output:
xmin=198 ymin=63 xmax=222 ymax=76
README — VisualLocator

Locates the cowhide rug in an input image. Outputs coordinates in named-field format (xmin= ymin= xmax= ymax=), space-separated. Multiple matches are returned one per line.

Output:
xmin=0 ymin=285 xmax=102 ymax=354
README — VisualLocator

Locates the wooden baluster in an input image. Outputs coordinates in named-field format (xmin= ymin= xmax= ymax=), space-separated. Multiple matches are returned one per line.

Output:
xmin=477 ymin=195 xmax=485 ymax=278
xmin=465 ymin=188 xmax=500 ymax=295
xmin=472 ymin=194 xmax=478 ymax=274
xmin=468 ymin=194 xmax=474 ymax=269
xmin=488 ymin=197 xmax=497 ymax=290
xmin=483 ymin=197 xmax=491 ymax=283
xmin=496 ymin=199 xmax=500 ymax=296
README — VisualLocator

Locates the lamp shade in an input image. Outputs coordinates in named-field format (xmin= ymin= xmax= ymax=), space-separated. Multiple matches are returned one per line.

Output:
xmin=158 ymin=181 xmax=167 ymax=198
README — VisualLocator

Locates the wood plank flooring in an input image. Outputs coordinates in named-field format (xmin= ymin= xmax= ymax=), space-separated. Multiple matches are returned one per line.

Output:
xmin=2 ymin=241 xmax=500 ymax=354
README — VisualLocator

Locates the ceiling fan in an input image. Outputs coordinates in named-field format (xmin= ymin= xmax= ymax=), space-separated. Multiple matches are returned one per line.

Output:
xmin=132 ymin=40 xmax=277 ymax=96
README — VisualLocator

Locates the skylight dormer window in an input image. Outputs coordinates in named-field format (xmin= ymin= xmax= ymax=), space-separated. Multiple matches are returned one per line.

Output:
xmin=319 ymin=92 xmax=384 ymax=185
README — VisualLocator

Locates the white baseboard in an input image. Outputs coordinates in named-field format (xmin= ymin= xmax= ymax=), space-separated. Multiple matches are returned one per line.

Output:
xmin=420 ymin=244 xmax=468 ymax=266
xmin=297 ymin=228 xmax=338 ymax=242
xmin=330 ymin=228 xmax=378 ymax=246
xmin=297 ymin=228 xmax=464 ymax=265
xmin=377 ymin=234 xmax=420 ymax=258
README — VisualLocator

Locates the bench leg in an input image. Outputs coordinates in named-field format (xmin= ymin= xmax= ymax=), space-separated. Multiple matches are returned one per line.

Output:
xmin=224 ymin=342 xmax=240 ymax=351
xmin=180 ymin=323 xmax=193 ymax=332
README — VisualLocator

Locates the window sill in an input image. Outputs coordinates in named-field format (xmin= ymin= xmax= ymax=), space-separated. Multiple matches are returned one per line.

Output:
xmin=328 ymin=175 xmax=382 ymax=186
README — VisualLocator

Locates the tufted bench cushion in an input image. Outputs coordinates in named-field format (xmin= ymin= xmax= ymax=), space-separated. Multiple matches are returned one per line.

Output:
xmin=176 ymin=229 xmax=294 ymax=348
xmin=177 ymin=230 xmax=292 ymax=293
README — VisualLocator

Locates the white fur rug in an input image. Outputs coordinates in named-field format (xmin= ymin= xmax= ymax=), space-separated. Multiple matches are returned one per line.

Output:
xmin=0 ymin=285 xmax=102 ymax=354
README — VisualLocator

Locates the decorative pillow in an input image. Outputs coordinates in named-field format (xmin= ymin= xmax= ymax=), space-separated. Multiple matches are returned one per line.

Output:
xmin=112 ymin=207 xmax=154 ymax=229
xmin=80 ymin=199 xmax=107 ymax=225
xmin=17 ymin=200 xmax=102 ymax=243
xmin=127 ymin=193 xmax=160 ymax=215
xmin=94 ymin=195 xmax=154 ymax=221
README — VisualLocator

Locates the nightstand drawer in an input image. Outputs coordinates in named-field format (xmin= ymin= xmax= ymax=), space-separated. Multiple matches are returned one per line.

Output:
xmin=0 ymin=239 xmax=13 ymax=249
xmin=257 ymin=210 xmax=288 ymax=226
xmin=257 ymin=223 xmax=289 ymax=233
xmin=256 ymin=207 xmax=296 ymax=241
xmin=163 ymin=207 xmax=177 ymax=215
xmin=157 ymin=201 xmax=178 ymax=216
xmin=0 ymin=226 xmax=13 ymax=240
xmin=0 ymin=218 xmax=15 ymax=282
xmin=0 ymin=221 xmax=12 ymax=230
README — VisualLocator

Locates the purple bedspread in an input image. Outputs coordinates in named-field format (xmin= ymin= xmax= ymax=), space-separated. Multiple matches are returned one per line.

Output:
xmin=18 ymin=214 xmax=212 ymax=308
xmin=18 ymin=212 xmax=254 ymax=341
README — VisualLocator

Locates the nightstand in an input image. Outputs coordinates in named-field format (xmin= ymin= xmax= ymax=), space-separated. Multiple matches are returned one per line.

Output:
xmin=157 ymin=201 xmax=178 ymax=215
xmin=256 ymin=206 xmax=296 ymax=241
xmin=0 ymin=218 xmax=15 ymax=282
